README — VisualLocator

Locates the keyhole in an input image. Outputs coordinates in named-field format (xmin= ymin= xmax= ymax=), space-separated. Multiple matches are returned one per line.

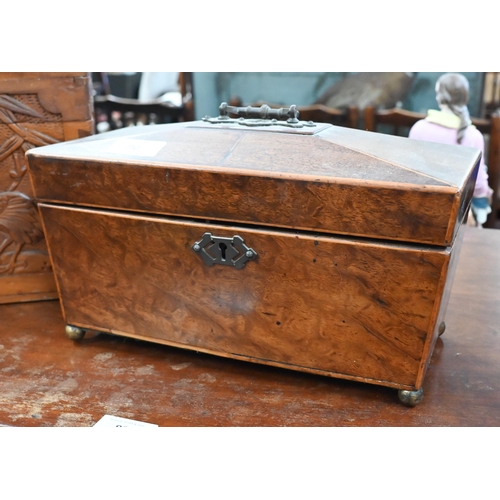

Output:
xmin=219 ymin=242 xmax=227 ymax=261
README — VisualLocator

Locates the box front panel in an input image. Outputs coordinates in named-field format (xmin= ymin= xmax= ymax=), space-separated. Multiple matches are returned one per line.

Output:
xmin=39 ymin=205 xmax=449 ymax=389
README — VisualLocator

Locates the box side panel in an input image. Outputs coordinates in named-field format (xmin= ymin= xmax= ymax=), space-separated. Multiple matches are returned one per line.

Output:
xmin=445 ymin=161 xmax=478 ymax=244
xmin=39 ymin=204 xmax=449 ymax=389
xmin=415 ymin=223 xmax=466 ymax=389
xmin=29 ymin=157 xmax=457 ymax=246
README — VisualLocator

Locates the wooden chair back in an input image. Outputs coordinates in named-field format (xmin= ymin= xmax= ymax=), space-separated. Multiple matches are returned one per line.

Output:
xmin=296 ymin=104 xmax=359 ymax=128
xmin=250 ymin=101 xmax=359 ymax=128
xmin=93 ymin=72 xmax=194 ymax=131
xmin=364 ymin=106 xmax=425 ymax=136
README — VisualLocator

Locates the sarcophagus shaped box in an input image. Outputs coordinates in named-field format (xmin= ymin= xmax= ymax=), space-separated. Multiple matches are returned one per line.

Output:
xmin=26 ymin=104 xmax=480 ymax=406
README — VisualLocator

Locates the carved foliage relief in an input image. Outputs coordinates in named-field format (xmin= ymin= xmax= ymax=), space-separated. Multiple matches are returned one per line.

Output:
xmin=0 ymin=94 xmax=63 ymax=274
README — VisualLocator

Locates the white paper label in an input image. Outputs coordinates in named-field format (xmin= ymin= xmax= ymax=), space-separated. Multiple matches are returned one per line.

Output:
xmin=93 ymin=414 xmax=158 ymax=427
xmin=106 ymin=138 xmax=166 ymax=157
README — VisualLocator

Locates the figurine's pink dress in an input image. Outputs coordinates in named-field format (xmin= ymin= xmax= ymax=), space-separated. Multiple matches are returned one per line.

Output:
xmin=409 ymin=113 xmax=491 ymax=199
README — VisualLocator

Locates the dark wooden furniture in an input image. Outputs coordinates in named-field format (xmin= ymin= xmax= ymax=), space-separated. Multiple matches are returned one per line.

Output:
xmin=482 ymin=113 xmax=500 ymax=228
xmin=0 ymin=226 xmax=499 ymax=426
xmin=481 ymin=72 xmax=500 ymax=118
xmin=364 ymin=106 xmax=500 ymax=229
xmin=364 ymin=106 xmax=427 ymax=136
xmin=365 ymin=105 xmax=497 ymax=143
xmin=93 ymin=72 xmax=194 ymax=131
xmin=0 ymin=72 xmax=94 ymax=304
xmin=26 ymin=110 xmax=479 ymax=407
xmin=250 ymin=100 xmax=359 ymax=128
xmin=295 ymin=103 xmax=359 ymax=129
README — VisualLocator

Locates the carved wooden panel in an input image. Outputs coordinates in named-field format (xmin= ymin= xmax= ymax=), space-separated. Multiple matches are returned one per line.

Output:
xmin=0 ymin=73 xmax=94 ymax=304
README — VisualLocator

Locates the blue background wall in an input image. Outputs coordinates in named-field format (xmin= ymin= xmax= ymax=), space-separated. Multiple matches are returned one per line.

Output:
xmin=192 ymin=72 xmax=485 ymax=121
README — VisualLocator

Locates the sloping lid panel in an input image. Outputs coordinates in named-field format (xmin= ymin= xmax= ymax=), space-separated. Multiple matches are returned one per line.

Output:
xmin=26 ymin=122 xmax=480 ymax=246
xmin=320 ymin=125 xmax=478 ymax=188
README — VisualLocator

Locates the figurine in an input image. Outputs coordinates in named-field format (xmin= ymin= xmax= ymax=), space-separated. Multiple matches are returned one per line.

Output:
xmin=409 ymin=73 xmax=493 ymax=226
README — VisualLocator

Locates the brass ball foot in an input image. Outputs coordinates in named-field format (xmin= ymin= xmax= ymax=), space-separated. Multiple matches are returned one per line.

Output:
xmin=438 ymin=321 xmax=446 ymax=337
xmin=65 ymin=324 xmax=86 ymax=341
xmin=398 ymin=388 xmax=424 ymax=407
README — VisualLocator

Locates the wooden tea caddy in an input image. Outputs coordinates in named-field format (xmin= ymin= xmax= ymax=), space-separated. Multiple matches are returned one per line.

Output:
xmin=26 ymin=103 xmax=480 ymax=406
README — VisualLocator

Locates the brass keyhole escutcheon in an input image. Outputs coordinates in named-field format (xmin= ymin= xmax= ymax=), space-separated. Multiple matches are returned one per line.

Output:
xmin=192 ymin=233 xmax=257 ymax=269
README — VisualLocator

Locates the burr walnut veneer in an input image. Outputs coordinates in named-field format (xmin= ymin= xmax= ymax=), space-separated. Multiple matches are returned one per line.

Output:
xmin=26 ymin=117 xmax=480 ymax=405
xmin=0 ymin=72 xmax=93 ymax=304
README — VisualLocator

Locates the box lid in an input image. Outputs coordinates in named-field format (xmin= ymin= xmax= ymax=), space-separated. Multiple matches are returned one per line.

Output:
xmin=26 ymin=120 xmax=480 ymax=246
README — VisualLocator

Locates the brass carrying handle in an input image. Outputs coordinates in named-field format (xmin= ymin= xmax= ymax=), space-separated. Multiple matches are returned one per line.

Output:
xmin=218 ymin=102 xmax=300 ymax=123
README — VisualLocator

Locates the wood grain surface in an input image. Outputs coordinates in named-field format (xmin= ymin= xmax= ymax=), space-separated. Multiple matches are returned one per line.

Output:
xmin=39 ymin=204 xmax=457 ymax=391
xmin=26 ymin=122 xmax=479 ymax=246
xmin=0 ymin=227 xmax=499 ymax=427
xmin=0 ymin=72 xmax=94 ymax=304
xmin=0 ymin=73 xmax=93 ymax=122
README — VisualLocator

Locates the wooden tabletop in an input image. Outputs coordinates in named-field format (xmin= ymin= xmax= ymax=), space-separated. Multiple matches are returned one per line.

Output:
xmin=1 ymin=226 xmax=500 ymax=427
